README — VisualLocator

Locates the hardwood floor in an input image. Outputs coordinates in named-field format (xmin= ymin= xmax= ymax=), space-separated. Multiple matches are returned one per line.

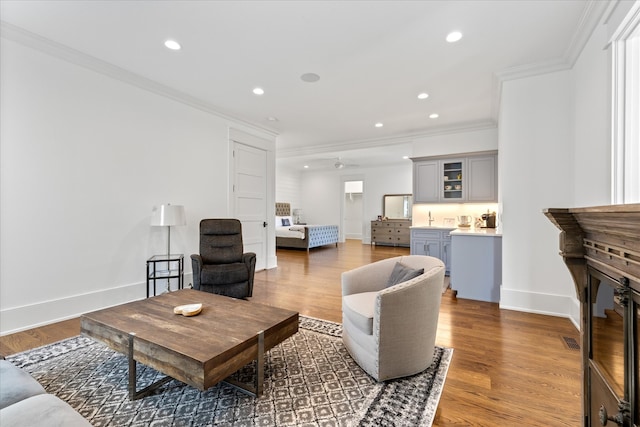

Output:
xmin=0 ymin=240 xmax=581 ymax=426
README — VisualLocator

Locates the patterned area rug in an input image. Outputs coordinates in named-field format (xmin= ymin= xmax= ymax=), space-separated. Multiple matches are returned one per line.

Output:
xmin=7 ymin=316 xmax=452 ymax=427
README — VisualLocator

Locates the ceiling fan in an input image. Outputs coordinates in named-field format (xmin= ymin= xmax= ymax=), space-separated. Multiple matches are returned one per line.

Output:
xmin=331 ymin=157 xmax=358 ymax=169
xmin=304 ymin=156 xmax=359 ymax=170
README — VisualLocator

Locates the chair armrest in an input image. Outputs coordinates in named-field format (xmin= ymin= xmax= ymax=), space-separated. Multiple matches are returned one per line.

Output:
xmin=375 ymin=267 xmax=445 ymax=348
xmin=190 ymin=254 xmax=202 ymax=290
xmin=243 ymin=252 xmax=257 ymax=296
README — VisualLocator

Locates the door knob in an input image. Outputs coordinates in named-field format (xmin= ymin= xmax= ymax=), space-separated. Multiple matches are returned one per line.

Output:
xmin=599 ymin=404 xmax=625 ymax=426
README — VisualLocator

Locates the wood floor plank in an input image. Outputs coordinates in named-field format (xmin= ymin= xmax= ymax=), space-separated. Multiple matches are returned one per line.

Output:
xmin=0 ymin=240 xmax=581 ymax=425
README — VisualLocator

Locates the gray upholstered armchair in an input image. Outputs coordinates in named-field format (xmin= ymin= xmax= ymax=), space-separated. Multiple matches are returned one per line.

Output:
xmin=191 ymin=219 xmax=256 ymax=299
xmin=342 ymin=255 xmax=445 ymax=381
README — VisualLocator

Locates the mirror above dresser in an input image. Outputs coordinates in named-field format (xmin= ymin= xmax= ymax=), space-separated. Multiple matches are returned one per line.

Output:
xmin=372 ymin=195 xmax=412 ymax=247
xmin=383 ymin=194 xmax=412 ymax=220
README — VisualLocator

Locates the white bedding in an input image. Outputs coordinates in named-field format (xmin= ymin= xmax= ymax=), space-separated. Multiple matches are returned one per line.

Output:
xmin=275 ymin=226 xmax=305 ymax=239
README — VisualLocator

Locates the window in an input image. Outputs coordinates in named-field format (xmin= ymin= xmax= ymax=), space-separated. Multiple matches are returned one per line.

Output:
xmin=612 ymin=2 xmax=640 ymax=203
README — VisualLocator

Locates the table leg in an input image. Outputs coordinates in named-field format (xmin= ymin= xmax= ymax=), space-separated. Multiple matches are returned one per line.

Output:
xmin=127 ymin=333 xmax=172 ymax=400
xmin=223 ymin=330 xmax=265 ymax=397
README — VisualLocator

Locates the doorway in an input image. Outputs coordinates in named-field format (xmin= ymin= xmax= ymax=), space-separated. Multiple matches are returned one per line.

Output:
xmin=343 ymin=180 xmax=364 ymax=241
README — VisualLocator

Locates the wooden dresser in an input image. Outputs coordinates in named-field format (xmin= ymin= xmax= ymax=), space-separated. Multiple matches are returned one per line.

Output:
xmin=371 ymin=219 xmax=411 ymax=247
xmin=545 ymin=204 xmax=639 ymax=427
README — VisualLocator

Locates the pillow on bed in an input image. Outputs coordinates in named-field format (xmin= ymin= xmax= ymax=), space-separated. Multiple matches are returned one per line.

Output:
xmin=275 ymin=216 xmax=294 ymax=227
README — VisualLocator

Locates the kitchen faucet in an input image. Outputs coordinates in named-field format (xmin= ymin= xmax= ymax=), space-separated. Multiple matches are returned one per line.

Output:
xmin=428 ymin=211 xmax=434 ymax=226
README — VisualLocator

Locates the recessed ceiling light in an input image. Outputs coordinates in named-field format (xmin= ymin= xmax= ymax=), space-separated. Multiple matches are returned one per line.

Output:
xmin=417 ymin=93 xmax=429 ymax=100
xmin=301 ymin=73 xmax=320 ymax=83
xmin=429 ymin=113 xmax=439 ymax=119
xmin=304 ymin=165 xmax=309 ymax=169
xmin=164 ymin=39 xmax=181 ymax=50
xmin=266 ymin=116 xmax=279 ymax=122
xmin=446 ymin=31 xmax=463 ymax=43
xmin=375 ymin=122 xmax=384 ymax=128
xmin=403 ymin=156 xmax=409 ymax=160
xmin=253 ymin=87 xmax=264 ymax=95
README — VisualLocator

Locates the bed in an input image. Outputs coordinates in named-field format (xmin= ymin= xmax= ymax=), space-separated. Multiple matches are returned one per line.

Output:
xmin=275 ymin=202 xmax=339 ymax=251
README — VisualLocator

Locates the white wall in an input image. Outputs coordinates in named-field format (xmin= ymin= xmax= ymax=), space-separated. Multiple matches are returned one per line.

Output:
xmin=573 ymin=23 xmax=611 ymax=206
xmin=498 ymin=10 xmax=621 ymax=327
xmin=0 ymin=37 xmax=275 ymax=333
xmin=498 ymin=70 xmax=578 ymax=321
xmin=275 ymin=166 xmax=303 ymax=212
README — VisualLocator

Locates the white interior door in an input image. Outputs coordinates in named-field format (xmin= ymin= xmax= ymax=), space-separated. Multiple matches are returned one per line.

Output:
xmin=233 ymin=142 xmax=267 ymax=271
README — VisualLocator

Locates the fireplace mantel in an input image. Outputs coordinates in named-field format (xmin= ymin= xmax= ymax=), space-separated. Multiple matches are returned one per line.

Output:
xmin=545 ymin=204 xmax=639 ymax=427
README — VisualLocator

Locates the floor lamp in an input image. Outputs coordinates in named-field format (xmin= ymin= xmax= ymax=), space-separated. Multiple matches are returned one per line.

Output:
xmin=151 ymin=204 xmax=186 ymax=292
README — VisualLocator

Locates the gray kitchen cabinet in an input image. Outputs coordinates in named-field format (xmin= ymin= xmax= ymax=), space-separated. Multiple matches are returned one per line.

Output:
xmin=410 ymin=227 xmax=454 ymax=274
xmin=467 ymin=155 xmax=497 ymax=202
xmin=413 ymin=160 xmax=440 ymax=203
xmin=412 ymin=151 xmax=497 ymax=203
xmin=450 ymin=231 xmax=502 ymax=302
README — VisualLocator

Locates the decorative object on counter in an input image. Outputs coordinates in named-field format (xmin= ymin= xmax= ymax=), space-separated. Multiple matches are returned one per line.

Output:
xmin=457 ymin=215 xmax=472 ymax=227
xmin=443 ymin=217 xmax=456 ymax=227
xmin=481 ymin=211 xmax=497 ymax=228
xmin=474 ymin=217 xmax=484 ymax=228
xmin=377 ymin=215 xmax=383 ymax=221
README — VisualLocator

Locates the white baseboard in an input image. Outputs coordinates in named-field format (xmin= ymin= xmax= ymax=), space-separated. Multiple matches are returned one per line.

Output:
xmin=499 ymin=287 xmax=581 ymax=331
xmin=1 ymin=272 xmax=195 ymax=336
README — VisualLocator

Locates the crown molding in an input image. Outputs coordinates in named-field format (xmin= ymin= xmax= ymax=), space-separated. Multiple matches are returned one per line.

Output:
xmin=490 ymin=0 xmax=610 ymax=124
xmin=564 ymin=0 xmax=610 ymax=65
xmin=0 ymin=21 xmax=278 ymax=139
xmin=276 ymin=120 xmax=496 ymax=158
xmin=494 ymin=0 xmax=609 ymax=84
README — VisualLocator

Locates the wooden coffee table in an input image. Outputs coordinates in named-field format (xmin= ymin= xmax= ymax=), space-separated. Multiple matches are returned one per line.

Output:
xmin=80 ymin=289 xmax=298 ymax=400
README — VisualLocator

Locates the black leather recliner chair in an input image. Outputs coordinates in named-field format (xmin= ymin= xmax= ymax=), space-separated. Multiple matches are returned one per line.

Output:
xmin=191 ymin=219 xmax=256 ymax=299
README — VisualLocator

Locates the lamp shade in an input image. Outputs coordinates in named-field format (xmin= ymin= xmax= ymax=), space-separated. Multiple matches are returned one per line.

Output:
xmin=150 ymin=204 xmax=186 ymax=227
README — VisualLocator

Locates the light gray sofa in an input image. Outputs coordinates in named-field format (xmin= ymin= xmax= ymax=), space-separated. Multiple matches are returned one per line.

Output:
xmin=342 ymin=255 xmax=445 ymax=381
xmin=0 ymin=359 xmax=91 ymax=426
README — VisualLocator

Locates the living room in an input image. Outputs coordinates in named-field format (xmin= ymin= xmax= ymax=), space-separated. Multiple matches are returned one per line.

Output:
xmin=1 ymin=0 xmax=639 ymax=425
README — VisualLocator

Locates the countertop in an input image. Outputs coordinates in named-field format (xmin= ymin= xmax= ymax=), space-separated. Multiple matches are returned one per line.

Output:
xmin=410 ymin=225 xmax=502 ymax=236
xmin=450 ymin=227 xmax=502 ymax=237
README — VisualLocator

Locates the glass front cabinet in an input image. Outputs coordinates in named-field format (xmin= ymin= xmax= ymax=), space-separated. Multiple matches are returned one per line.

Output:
xmin=442 ymin=160 xmax=464 ymax=201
